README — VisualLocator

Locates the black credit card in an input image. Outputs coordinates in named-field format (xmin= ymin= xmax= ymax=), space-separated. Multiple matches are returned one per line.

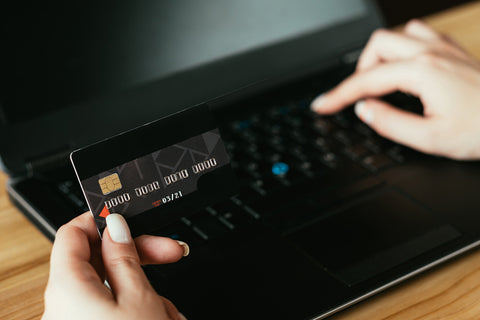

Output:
xmin=70 ymin=104 xmax=237 ymax=237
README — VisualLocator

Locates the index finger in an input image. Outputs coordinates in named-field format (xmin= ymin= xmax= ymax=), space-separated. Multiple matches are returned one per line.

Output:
xmin=311 ymin=60 xmax=423 ymax=114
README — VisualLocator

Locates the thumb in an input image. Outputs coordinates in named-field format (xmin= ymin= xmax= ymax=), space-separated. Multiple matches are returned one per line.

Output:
xmin=354 ymin=98 xmax=436 ymax=154
xmin=102 ymin=214 xmax=154 ymax=303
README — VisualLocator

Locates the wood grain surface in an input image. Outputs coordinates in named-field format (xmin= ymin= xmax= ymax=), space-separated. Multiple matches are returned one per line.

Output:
xmin=1 ymin=2 xmax=480 ymax=319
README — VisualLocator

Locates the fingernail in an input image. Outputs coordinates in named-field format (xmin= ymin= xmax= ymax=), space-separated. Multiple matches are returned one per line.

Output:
xmin=178 ymin=312 xmax=188 ymax=320
xmin=365 ymin=108 xmax=374 ymax=125
xmin=176 ymin=240 xmax=190 ymax=257
xmin=355 ymin=100 xmax=374 ymax=125
xmin=310 ymin=93 xmax=327 ymax=112
xmin=106 ymin=214 xmax=131 ymax=244
xmin=354 ymin=100 xmax=365 ymax=119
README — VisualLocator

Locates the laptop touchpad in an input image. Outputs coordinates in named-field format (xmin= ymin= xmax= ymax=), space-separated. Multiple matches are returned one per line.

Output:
xmin=287 ymin=190 xmax=461 ymax=286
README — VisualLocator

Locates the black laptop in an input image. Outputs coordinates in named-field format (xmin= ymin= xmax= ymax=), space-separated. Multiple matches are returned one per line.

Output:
xmin=3 ymin=1 xmax=480 ymax=319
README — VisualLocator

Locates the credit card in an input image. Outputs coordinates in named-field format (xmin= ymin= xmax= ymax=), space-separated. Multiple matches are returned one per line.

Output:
xmin=70 ymin=104 xmax=237 ymax=237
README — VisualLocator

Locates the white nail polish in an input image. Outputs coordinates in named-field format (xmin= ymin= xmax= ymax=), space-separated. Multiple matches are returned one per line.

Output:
xmin=106 ymin=214 xmax=131 ymax=244
xmin=310 ymin=93 xmax=327 ymax=111
xmin=178 ymin=312 xmax=188 ymax=320
xmin=354 ymin=100 xmax=365 ymax=119
xmin=176 ymin=240 xmax=190 ymax=257
xmin=364 ymin=108 xmax=374 ymax=124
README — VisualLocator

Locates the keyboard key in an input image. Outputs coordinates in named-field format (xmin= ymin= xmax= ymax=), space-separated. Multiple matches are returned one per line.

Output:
xmin=364 ymin=136 xmax=394 ymax=154
xmin=245 ymin=161 xmax=260 ymax=173
xmin=334 ymin=129 xmax=363 ymax=146
xmin=354 ymin=123 xmax=374 ymax=136
xmin=151 ymin=222 xmax=204 ymax=247
xmin=265 ymin=123 xmax=283 ymax=135
xmin=210 ymin=203 xmax=252 ymax=229
xmin=294 ymin=160 xmax=315 ymax=177
xmin=261 ymin=177 xmax=290 ymax=194
xmin=246 ymin=144 xmax=259 ymax=154
xmin=312 ymin=137 xmax=333 ymax=152
xmin=272 ymin=162 xmax=290 ymax=176
xmin=290 ymin=146 xmax=308 ymax=160
xmin=363 ymin=139 xmax=382 ymax=154
xmin=319 ymin=152 xmax=338 ymax=168
xmin=387 ymin=146 xmax=406 ymax=163
xmin=333 ymin=113 xmax=354 ymax=129
xmin=250 ymin=180 xmax=268 ymax=196
xmin=243 ymin=205 xmax=262 ymax=219
xmin=237 ymin=185 xmax=262 ymax=204
xmin=312 ymin=118 xmax=337 ymax=135
xmin=267 ymin=153 xmax=283 ymax=163
xmin=239 ymin=130 xmax=257 ymax=143
xmin=343 ymin=144 xmax=370 ymax=160
xmin=284 ymin=116 xmax=303 ymax=128
xmin=233 ymin=120 xmax=252 ymax=131
xmin=188 ymin=211 xmax=230 ymax=241
xmin=363 ymin=154 xmax=394 ymax=171
xmin=191 ymin=226 xmax=209 ymax=241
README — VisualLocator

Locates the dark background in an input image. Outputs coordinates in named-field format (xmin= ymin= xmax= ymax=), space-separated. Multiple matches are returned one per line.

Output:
xmin=377 ymin=0 xmax=475 ymax=27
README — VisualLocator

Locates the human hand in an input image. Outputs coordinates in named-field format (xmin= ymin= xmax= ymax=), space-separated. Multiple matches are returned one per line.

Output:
xmin=42 ymin=212 xmax=189 ymax=320
xmin=311 ymin=19 xmax=480 ymax=160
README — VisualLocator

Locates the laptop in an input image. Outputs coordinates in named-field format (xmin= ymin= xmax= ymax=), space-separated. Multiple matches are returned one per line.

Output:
xmin=3 ymin=0 xmax=480 ymax=319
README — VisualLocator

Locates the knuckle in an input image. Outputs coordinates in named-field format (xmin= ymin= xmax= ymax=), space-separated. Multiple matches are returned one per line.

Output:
xmin=371 ymin=28 xmax=390 ymax=41
xmin=130 ymin=284 xmax=152 ymax=300
xmin=415 ymin=51 xmax=441 ymax=66
xmin=435 ymin=41 xmax=451 ymax=53
xmin=109 ymin=254 xmax=140 ymax=270
xmin=366 ymin=29 xmax=390 ymax=47
xmin=404 ymin=19 xmax=426 ymax=33
xmin=405 ymin=19 xmax=419 ymax=29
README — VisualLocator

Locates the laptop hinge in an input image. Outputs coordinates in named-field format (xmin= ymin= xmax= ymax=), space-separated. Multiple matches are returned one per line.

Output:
xmin=342 ymin=49 xmax=362 ymax=65
xmin=25 ymin=147 xmax=71 ymax=177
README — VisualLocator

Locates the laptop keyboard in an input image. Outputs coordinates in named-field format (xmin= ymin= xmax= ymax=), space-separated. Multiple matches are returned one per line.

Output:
xmin=54 ymin=85 xmax=422 ymax=247
xmin=215 ymin=92 xmax=421 ymax=232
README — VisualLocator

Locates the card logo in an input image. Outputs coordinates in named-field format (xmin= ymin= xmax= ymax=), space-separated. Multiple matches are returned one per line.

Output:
xmin=98 ymin=173 xmax=122 ymax=195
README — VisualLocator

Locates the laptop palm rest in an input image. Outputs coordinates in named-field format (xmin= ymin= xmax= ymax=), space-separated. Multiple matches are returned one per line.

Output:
xmin=288 ymin=190 xmax=462 ymax=286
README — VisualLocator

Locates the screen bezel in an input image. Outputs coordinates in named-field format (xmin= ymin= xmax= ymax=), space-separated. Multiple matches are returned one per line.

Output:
xmin=0 ymin=0 xmax=383 ymax=175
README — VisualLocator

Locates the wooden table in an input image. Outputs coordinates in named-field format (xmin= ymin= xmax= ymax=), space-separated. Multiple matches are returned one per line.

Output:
xmin=2 ymin=2 xmax=480 ymax=319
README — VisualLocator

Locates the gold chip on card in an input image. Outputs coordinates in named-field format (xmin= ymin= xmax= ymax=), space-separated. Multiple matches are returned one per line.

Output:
xmin=98 ymin=173 xmax=122 ymax=195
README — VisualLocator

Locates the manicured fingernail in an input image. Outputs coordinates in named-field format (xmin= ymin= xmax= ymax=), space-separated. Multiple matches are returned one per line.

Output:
xmin=354 ymin=100 xmax=365 ymax=119
xmin=176 ymin=240 xmax=190 ymax=257
xmin=178 ymin=313 xmax=188 ymax=320
xmin=106 ymin=214 xmax=131 ymax=244
xmin=310 ymin=93 xmax=327 ymax=112
xmin=365 ymin=107 xmax=374 ymax=125
xmin=355 ymin=100 xmax=374 ymax=125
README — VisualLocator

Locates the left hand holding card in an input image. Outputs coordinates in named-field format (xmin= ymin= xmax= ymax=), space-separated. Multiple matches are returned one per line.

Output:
xmin=70 ymin=104 xmax=237 ymax=237
xmin=43 ymin=211 xmax=187 ymax=320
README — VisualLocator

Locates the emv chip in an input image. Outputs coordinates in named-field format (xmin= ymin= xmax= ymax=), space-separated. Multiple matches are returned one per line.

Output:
xmin=98 ymin=173 xmax=122 ymax=195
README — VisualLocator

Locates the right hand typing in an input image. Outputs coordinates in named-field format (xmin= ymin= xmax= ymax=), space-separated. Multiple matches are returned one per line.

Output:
xmin=311 ymin=19 xmax=480 ymax=160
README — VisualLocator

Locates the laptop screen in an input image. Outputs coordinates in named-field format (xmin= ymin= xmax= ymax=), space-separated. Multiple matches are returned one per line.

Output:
xmin=1 ymin=0 xmax=367 ymax=125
